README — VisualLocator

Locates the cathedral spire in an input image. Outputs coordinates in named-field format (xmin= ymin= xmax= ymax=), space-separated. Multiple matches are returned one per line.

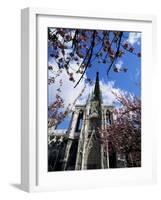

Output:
xmin=93 ymin=72 xmax=102 ymax=102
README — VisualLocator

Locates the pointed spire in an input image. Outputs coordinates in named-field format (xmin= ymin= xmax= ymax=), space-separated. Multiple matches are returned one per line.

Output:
xmin=93 ymin=72 xmax=102 ymax=102
xmin=94 ymin=72 xmax=99 ymax=94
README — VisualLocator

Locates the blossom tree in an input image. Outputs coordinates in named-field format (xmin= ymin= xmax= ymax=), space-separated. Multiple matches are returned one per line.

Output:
xmin=100 ymin=92 xmax=141 ymax=167
xmin=48 ymin=28 xmax=141 ymax=86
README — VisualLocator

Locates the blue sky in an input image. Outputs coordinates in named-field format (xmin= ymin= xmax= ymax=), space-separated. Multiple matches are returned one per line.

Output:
xmin=85 ymin=32 xmax=141 ymax=97
xmin=48 ymin=29 xmax=141 ymax=129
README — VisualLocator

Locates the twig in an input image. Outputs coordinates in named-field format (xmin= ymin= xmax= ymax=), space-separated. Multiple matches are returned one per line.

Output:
xmin=74 ymin=30 xmax=96 ymax=88
xmin=107 ymin=32 xmax=123 ymax=76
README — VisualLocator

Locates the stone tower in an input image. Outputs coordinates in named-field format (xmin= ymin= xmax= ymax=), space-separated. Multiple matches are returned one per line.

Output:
xmin=61 ymin=72 xmax=115 ymax=170
xmin=75 ymin=72 xmax=103 ymax=170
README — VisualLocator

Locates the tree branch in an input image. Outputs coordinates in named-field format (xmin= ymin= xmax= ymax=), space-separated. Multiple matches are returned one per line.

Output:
xmin=107 ymin=32 xmax=123 ymax=76
xmin=74 ymin=30 xmax=96 ymax=88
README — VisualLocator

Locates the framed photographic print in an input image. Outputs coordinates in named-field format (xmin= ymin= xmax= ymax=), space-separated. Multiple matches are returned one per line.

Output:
xmin=21 ymin=7 xmax=156 ymax=192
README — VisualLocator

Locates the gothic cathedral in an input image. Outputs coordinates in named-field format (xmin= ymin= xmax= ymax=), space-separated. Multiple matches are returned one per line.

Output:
xmin=48 ymin=72 xmax=126 ymax=171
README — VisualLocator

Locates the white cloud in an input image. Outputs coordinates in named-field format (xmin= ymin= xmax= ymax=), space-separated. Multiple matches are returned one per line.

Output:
xmin=100 ymin=81 xmax=122 ymax=105
xmin=115 ymin=60 xmax=123 ymax=72
xmin=48 ymin=57 xmax=86 ymax=110
xmin=127 ymin=32 xmax=141 ymax=46
xmin=76 ymin=79 xmax=127 ymax=106
xmin=48 ymin=58 xmax=129 ymax=112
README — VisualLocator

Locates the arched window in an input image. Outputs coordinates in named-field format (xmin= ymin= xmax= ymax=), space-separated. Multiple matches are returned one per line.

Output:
xmin=75 ymin=110 xmax=84 ymax=132
xmin=106 ymin=110 xmax=112 ymax=125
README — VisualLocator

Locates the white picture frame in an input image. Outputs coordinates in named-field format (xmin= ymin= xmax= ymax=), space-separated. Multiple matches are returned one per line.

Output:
xmin=21 ymin=7 xmax=157 ymax=192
